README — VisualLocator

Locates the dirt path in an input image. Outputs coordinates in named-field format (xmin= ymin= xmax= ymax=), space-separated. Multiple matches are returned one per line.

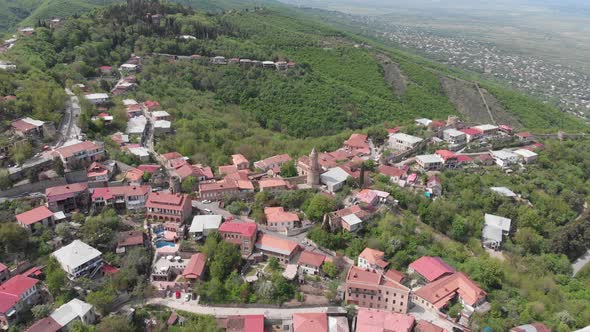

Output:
xmin=374 ymin=53 xmax=408 ymax=96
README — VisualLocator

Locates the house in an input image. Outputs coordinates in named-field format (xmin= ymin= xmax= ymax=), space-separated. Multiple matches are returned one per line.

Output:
xmin=232 ymin=154 xmax=250 ymax=170
xmin=498 ymin=124 xmax=513 ymax=134
xmin=189 ymin=215 xmax=223 ymax=240
xmin=416 ymin=154 xmax=444 ymax=172
xmin=91 ymin=185 xmax=150 ymax=212
xmin=151 ymin=110 xmax=171 ymax=121
xmin=173 ymin=163 xmax=214 ymax=182
xmin=355 ymin=189 xmax=389 ymax=206
xmin=355 ymin=308 xmax=415 ymax=332
xmin=408 ymin=256 xmax=455 ymax=283
xmin=127 ymin=146 xmax=150 ymax=161
xmin=199 ymin=180 xmax=241 ymax=201
xmin=25 ymin=317 xmax=62 ymax=332
xmin=86 ymin=162 xmax=111 ymax=183
xmin=293 ymin=313 xmax=328 ymax=332
xmin=514 ymin=149 xmax=538 ymax=164
xmin=126 ymin=104 xmax=143 ymax=118
xmin=259 ymin=178 xmax=289 ymax=193
xmin=427 ymin=176 xmax=442 ymax=197
xmin=253 ymin=154 xmax=291 ymax=172
xmin=490 ymin=187 xmax=517 ymax=198
xmin=216 ymin=315 xmax=264 ymax=332
xmin=358 ymin=247 xmax=388 ymax=273
xmin=11 ymin=117 xmax=45 ymax=138
xmin=345 ymin=266 xmax=411 ymax=313
xmin=327 ymin=205 xmax=370 ymax=232
xmin=116 ymin=231 xmax=147 ymax=254
xmin=124 ymin=167 xmax=145 ymax=185
xmin=412 ymin=272 xmax=487 ymax=321
xmin=321 ymin=167 xmax=350 ymax=192
xmin=211 ymin=56 xmax=227 ymax=64
xmin=218 ymin=222 xmax=258 ymax=256
xmin=126 ymin=115 xmax=148 ymax=137
xmin=297 ymin=251 xmax=326 ymax=275
xmin=182 ymin=253 xmax=207 ymax=281
xmin=49 ymin=298 xmax=96 ymax=329
xmin=344 ymin=133 xmax=370 ymax=156
xmin=389 ymin=133 xmax=423 ymax=151
xmin=154 ymin=120 xmax=171 ymax=135
xmin=341 ymin=214 xmax=364 ymax=232
xmin=218 ymin=164 xmax=238 ymax=175
xmin=264 ymin=207 xmax=299 ymax=232
xmin=99 ymin=66 xmax=113 ymax=75
xmin=414 ymin=320 xmax=448 ymax=332
xmin=84 ymin=93 xmax=109 ymax=104
xmin=146 ymin=192 xmax=192 ymax=223
xmin=459 ymin=128 xmax=483 ymax=142
xmin=119 ymin=63 xmax=139 ymax=72
xmin=255 ymin=233 xmax=301 ymax=264
xmin=434 ymin=150 xmax=458 ymax=168
xmin=16 ymin=206 xmax=65 ymax=233
xmin=54 ymin=141 xmax=105 ymax=169
xmin=510 ymin=323 xmax=551 ymax=332
xmin=111 ymin=132 xmax=129 ymax=146
xmin=474 ymin=124 xmax=499 ymax=136
xmin=0 ymin=275 xmax=41 ymax=329
xmin=52 ymin=240 xmax=103 ymax=280
xmin=378 ymin=165 xmax=407 ymax=183
xmin=415 ymin=118 xmax=432 ymax=127
xmin=475 ymin=153 xmax=494 ymax=166
xmin=515 ymin=132 xmax=534 ymax=142
xmin=482 ymin=214 xmax=512 ymax=250
xmin=0 ymin=263 xmax=9 ymax=284
xmin=45 ymin=183 xmax=90 ymax=213
xmin=490 ymin=150 xmax=519 ymax=167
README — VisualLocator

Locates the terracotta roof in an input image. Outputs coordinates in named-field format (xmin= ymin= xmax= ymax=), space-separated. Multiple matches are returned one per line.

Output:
xmin=199 ymin=179 xmax=239 ymax=192
xmin=16 ymin=206 xmax=54 ymax=226
xmin=344 ymin=133 xmax=368 ymax=149
xmin=225 ymin=170 xmax=250 ymax=181
xmin=146 ymin=192 xmax=188 ymax=210
xmin=11 ymin=119 xmax=37 ymax=133
xmin=414 ymin=272 xmax=486 ymax=307
xmin=516 ymin=132 xmax=533 ymax=138
xmin=409 ymin=256 xmax=455 ymax=282
xmin=477 ymin=153 xmax=493 ymax=161
xmin=384 ymin=269 xmax=406 ymax=284
xmin=182 ymin=253 xmax=207 ymax=279
xmin=415 ymin=320 xmax=448 ymax=332
xmin=457 ymin=155 xmax=472 ymax=163
xmin=161 ymin=152 xmax=183 ymax=160
xmin=92 ymin=185 xmax=150 ymax=201
xmin=259 ymin=178 xmax=288 ymax=189
xmin=137 ymin=164 xmax=160 ymax=173
xmin=430 ymin=120 xmax=446 ymax=128
xmin=378 ymin=165 xmax=407 ymax=178
xmin=219 ymin=315 xmax=264 ymax=332
xmin=25 ymin=317 xmax=62 ymax=332
xmin=265 ymin=207 xmax=299 ymax=224
xmin=55 ymin=141 xmax=101 ymax=158
xmin=125 ymin=168 xmax=144 ymax=182
xmin=219 ymin=221 xmax=257 ymax=237
xmin=387 ymin=127 xmax=402 ymax=134
xmin=0 ymin=274 xmax=39 ymax=299
xmin=293 ymin=313 xmax=328 ymax=332
xmin=255 ymin=233 xmax=300 ymax=256
xmin=346 ymin=266 xmax=409 ymax=292
xmin=298 ymin=251 xmax=326 ymax=267
xmin=460 ymin=128 xmax=482 ymax=136
xmin=237 ymin=180 xmax=254 ymax=191
xmin=174 ymin=164 xmax=199 ymax=180
xmin=232 ymin=154 xmax=249 ymax=165
xmin=45 ymin=183 xmax=88 ymax=201
xmin=219 ymin=164 xmax=238 ymax=175
xmin=254 ymin=154 xmax=291 ymax=169
xmin=510 ymin=323 xmax=551 ymax=332
xmin=117 ymin=231 xmax=145 ymax=247
xmin=356 ymin=308 xmax=415 ymax=332
xmin=359 ymin=247 xmax=388 ymax=268
xmin=435 ymin=149 xmax=456 ymax=161
xmin=143 ymin=100 xmax=160 ymax=110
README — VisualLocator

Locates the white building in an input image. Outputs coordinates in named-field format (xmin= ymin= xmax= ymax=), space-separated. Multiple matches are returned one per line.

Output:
xmin=127 ymin=146 xmax=150 ymax=161
xmin=482 ymin=214 xmax=512 ymax=250
xmin=52 ymin=240 xmax=103 ymax=280
xmin=189 ymin=215 xmax=223 ymax=240
xmin=415 ymin=118 xmax=432 ymax=127
xmin=50 ymin=298 xmax=96 ymax=328
xmin=443 ymin=128 xmax=467 ymax=145
xmin=126 ymin=115 xmax=148 ymax=136
xmin=514 ymin=149 xmax=538 ymax=164
xmin=320 ymin=167 xmax=350 ymax=192
xmin=416 ymin=154 xmax=444 ymax=171
xmin=84 ymin=93 xmax=109 ymax=104
xmin=490 ymin=187 xmax=517 ymax=198
xmin=119 ymin=63 xmax=138 ymax=72
xmin=389 ymin=133 xmax=423 ymax=151
xmin=154 ymin=120 xmax=171 ymax=135
xmin=474 ymin=124 xmax=499 ymax=136
xmin=341 ymin=214 xmax=363 ymax=232
xmin=490 ymin=150 xmax=519 ymax=167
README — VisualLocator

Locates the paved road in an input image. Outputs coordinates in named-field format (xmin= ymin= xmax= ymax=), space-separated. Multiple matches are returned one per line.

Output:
xmin=147 ymin=298 xmax=346 ymax=319
xmin=191 ymin=201 xmax=234 ymax=219
xmin=55 ymin=89 xmax=82 ymax=148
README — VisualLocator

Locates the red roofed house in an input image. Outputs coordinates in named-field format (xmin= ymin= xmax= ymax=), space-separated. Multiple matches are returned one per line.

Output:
xmin=254 ymin=154 xmax=291 ymax=172
xmin=435 ymin=149 xmax=458 ymax=168
xmin=0 ymin=263 xmax=9 ymax=284
xmin=218 ymin=164 xmax=238 ymax=176
xmin=510 ymin=322 xmax=551 ymax=332
xmin=264 ymin=207 xmax=299 ymax=232
xmin=92 ymin=185 xmax=150 ymax=212
xmin=145 ymin=192 xmax=192 ymax=223
xmin=232 ymin=154 xmax=250 ymax=170
xmin=199 ymin=179 xmax=254 ymax=201
xmin=358 ymin=247 xmax=388 ymax=273
xmin=182 ymin=253 xmax=207 ymax=282
xmin=408 ymin=256 xmax=456 ymax=283
xmin=142 ymin=100 xmax=161 ymax=113
xmin=216 ymin=315 xmax=264 ymax=332
xmin=515 ymin=132 xmax=534 ymax=143
xmin=86 ymin=162 xmax=111 ymax=183
xmin=116 ymin=231 xmax=147 ymax=254
xmin=325 ymin=205 xmax=370 ymax=232
xmin=356 ymin=308 xmax=415 ymax=332
xmin=16 ymin=206 xmax=64 ymax=233
xmin=412 ymin=272 xmax=487 ymax=323
xmin=53 ymin=141 xmax=105 ymax=169
xmin=11 ymin=117 xmax=45 ymax=138
xmin=297 ymin=251 xmax=326 ymax=275
xmin=219 ymin=222 xmax=258 ymax=256
xmin=124 ymin=168 xmax=145 ymax=186
xmin=25 ymin=317 xmax=62 ymax=332
xmin=0 ymin=275 xmax=41 ymax=329
xmin=345 ymin=266 xmax=411 ymax=313
xmin=259 ymin=178 xmax=289 ymax=193
xmin=355 ymin=189 xmax=389 ymax=206
xmin=45 ymin=183 xmax=89 ymax=213
xmin=415 ymin=320 xmax=449 ymax=332
xmin=378 ymin=165 xmax=408 ymax=182
xmin=99 ymin=66 xmax=113 ymax=74
xmin=255 ymin=233 xmax=301 ymax=264
xmin=459 ymin=128 xmax=483 ymax=142
xmin=293 ymin=313 xmax=327 ymax=332
xmin=173 ymin=164 xmax=214 ymax=182
xmin=343 ymin=133 xmax=370 ymax=156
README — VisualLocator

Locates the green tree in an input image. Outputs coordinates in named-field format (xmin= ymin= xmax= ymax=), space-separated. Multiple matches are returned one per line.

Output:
xmin=96 ymin=315 xmax=134 ymax=332
xmin=181 ymin=175 xmax=198 ymax=193
xmin=86 ymin=286 xmax=116 ymax=315
xmin=31 ymin=304 xmax=52 ymax=320
xmin=0 ymin=169 xmax=11 ymax=189
xmin=280 ymin=160 xmax=298 ymax=178
xmin=322 ymin=261 xmax=338 ymax=278
xmin=10 ymin=141 xmax=33 ymax=165
xmin=367 ymin=126 xmax=388 ymax=145
xmin=45 ymin=257 xmax=67 ymax=297
xmin=0 ymin=223 xmax=30 ymax=259
xmin=267 ymin=257 xmax=279 ymax=271
xmin=52 ymin=157 xmax=65 ymax=176
xmin=305 ymin=194 xmax=336 ymax=222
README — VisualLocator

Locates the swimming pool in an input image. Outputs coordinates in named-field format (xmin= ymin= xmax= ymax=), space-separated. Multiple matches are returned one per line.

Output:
xmin=155 ymin=240 xmax=175 ymax=248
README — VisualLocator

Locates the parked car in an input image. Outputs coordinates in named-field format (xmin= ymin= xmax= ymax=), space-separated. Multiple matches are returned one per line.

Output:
xmin=185 ymin=293 xmax=191 ymax=302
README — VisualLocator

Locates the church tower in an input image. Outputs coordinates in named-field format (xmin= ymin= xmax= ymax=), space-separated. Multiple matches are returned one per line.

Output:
xmin=307 ymin=148 xmax=320 ymax=186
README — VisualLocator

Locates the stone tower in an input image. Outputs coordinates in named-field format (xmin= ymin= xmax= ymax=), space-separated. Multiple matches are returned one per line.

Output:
xmin=307 ymin=148 xmax=320 ymax=186
xmin=169 ymin=175 xmax=181 ymax=194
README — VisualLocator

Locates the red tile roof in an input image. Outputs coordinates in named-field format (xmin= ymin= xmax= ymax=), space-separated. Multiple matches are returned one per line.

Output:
xmin=356 ymin=308 xmax=415 ymax=332
xmin=11 ymin=119 xmax=37 ymax=133
xmin=259 ymin=178 xmax=288 ymax=189
xmin=92 ymin=185 xmax=150 ymax=201
xmin=0 ymin=292 xmax=18 ymax=313
xmin=415 ymin=320 xmax=448 ymax=332
xmin=344 ymin=133 xmax=368 ymax=149
xmin=510 ymin=323 xmax=551 ymax=332
xmin=219 ymin=221 xmax=257 ymax=237
xmin=435 ymin=149 xmax=456 ymax=161
xmin=347 ymin=266 xmax=409 ymax=292
xmin=25 ymin=317 xmax=62 ymax=332
xmin=384 ymin=269 xmax=406 ymax=284
xmin=45 ymin=183 xmax=88 ymax=201
xmin=143 ymin=100 xmax=160 ymax=110
xmin=182 ymin=253 xmax=207 ymax=280
xmin=146 ymin=192 xmax=188 ymax=209
xmin=409 ymin=256 xmax=455 ymax=282
xmin=457 ymin=155 xmax=472 ymax=163
xmin=125 ymin=168 xmax=144 ymax=182
xmin=359 ymin=247 xmax=388 ymax=268
xmin=298 ymin=251 xmax=326 ymax=268
xmin=254 ymin=154 xmax=291 ymax=169
xmin=387 ymin=127 xmax=402 ymax=134
xmin=16 ymin=206 xmax=54 ymax=226
xmin=414 ymin=272 xmax=486 ymax=308
xmin=460 ymin=128 xmax=483 ymax=136
xmin=293 ymin=313 xmax=328 ymax=332
xmin=117 ymin=231 xmax=146 ymax=247
xmin=137 ymin=164 xmax=160 ymax=173
xmin=232 ymin=154 xmax=249 ymax=166
xmin=0 ymin=274 xmax=39 ymax=299
xmin=219 ymin=164 xmax=238 ymax=175
xmin=161 ymin=152 xmax=183 ymax=160
xmin=378 ymin=165 xmax=407 ymax=178
xmin=219 ymin=315 xmax=265 ymax=332
xmin=255 ymin=233 xmax=300 ymax=256
xmin=55 ymin=141 xmax=102 ymax=158
xmin=225 ymin=170 xmax=250 ymax=181
xmin=265 ymin=207 xmax=299 ymax=224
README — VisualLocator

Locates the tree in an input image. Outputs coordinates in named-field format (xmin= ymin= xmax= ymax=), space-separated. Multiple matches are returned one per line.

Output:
xmin=322 ymin=261 xmax=338 ymax=278
xmin=280 ymin=160 xmax=298 ymax=178
xmin=31 ymin=304 xmax=52 ymax=320
xmin=81 ymin=209 xmax=120 ymax=249
xmin=45 ymin=257 xmax=67 ymax=297
xmin=96 ymin=315 xmax=134 ymax=332
xmin=181 ymin=175 xmax=198 ymax=193
xmin=10 ymin=141 xmax=33 ymax=165
xmin=55 ymin=223 xmax=73 ymax=242
xmin=0 ymin=223 xmax=30 ymax=259
xmin=267 ymin=257 xmax=279 ymax=271
xmin=0 ymin=169 xmax=12 ymax=189
xmin=86 ymin=287 xmax=116 ymax=315
xmin=305 ymin=194 xmax=336 ymax=222
xmin=209 ymin=241 xmax=242 ymax=280
xmin=52 ymin=157 xmax=65 ymax=176
xmin=367 ymin=126 xmax=388 ymax=145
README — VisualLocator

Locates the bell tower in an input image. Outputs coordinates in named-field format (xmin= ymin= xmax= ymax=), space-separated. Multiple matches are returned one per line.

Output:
xmin=307 ymin=148 xmax=320 ymax=186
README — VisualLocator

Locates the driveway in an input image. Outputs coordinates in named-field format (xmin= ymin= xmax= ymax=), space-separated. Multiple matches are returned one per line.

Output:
xmin=147 ymin=298 xmax=346 ymax=319
xmin=408 ymin=304 xmax=461 ymax=331
xmin=191 ymin=201 xmax=234 ymax=219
